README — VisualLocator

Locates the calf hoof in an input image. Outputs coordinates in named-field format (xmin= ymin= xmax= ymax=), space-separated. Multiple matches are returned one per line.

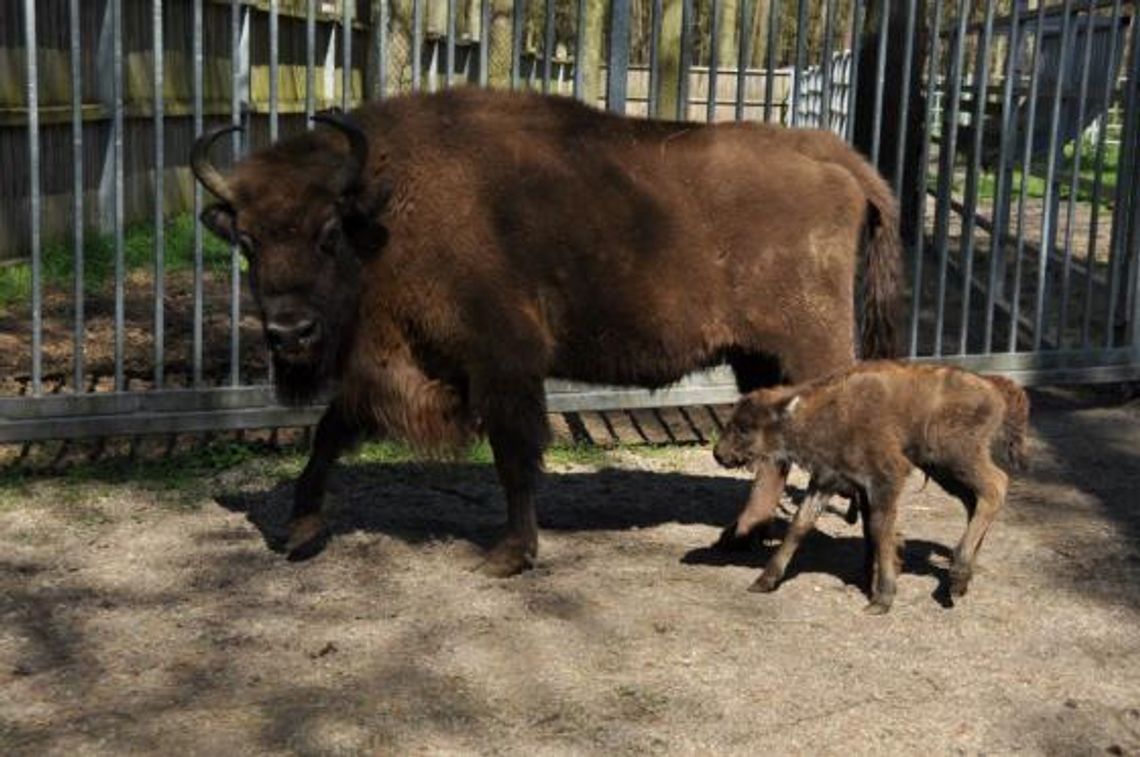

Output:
xmin=949 ymin=565 xmax=972 ymax=598
xmin=863 ymin=598 xmax=893 ymax=615
xmin=476 ymin=537 xmax=536 ymax=578
xmin=714 ymin=522 xmax=767 ymax=552
xmin=748 ymin=572 xmax=781 ymax=593
xmin=284 ymin=514 xmax=330 ymax=562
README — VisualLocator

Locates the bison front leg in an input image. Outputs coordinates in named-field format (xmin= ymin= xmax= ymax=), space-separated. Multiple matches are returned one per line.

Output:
xmin=286 ymin=400 xmax=362 ymax=560
xmin=750 ymin=489 xmax=827 ymax=593
xmin=476 ymin=377 xmax=549 ymax=578
xmin=715 ymin=459 xmax=790 ymax=551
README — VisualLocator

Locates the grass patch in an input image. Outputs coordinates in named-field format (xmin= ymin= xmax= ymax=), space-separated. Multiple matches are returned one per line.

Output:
xmin=941 ymin=141 xmax=1120 ymax=207
xmin=0 ymin=213 xmax=233 ymax=309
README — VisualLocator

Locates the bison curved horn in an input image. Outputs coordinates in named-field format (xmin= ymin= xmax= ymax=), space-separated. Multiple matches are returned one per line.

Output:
xmin=190 ymin=124 xmax=242 ymax=207
xmin=312 ymin=112 xmax=369 ymax=197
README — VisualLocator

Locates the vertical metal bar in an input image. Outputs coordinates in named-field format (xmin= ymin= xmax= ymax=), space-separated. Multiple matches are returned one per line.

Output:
xmin=649 ymin=0 xmax=663 ymax=116
xmin=790 ymin=0 xmax=807 ymax=126
xmin=573 ymin=0 xmax=586 ymax=98
xmin=1008 ymin=0 xmax=1048 ymax=352
xmin=1033 ymin=0 xmax=1074 ymax=351
xmin=306 ymin=0 xmax=316 ymax=124
xmin=1120 ymin=15 xmax=1140 ymax=349
xmin=983 ymin=0 xmax=1021 ymax=352
xmin=734 ymin=0 xmax=752 ymax=121
xmin=706 ymin=0 xmax=721 ymax=123
xmin=542 ymin=0 xmax=555 ymax=93
xmin=1087 ymin=0 xmax=1123 ymax=348
xmin=909 ymin=0 xmax=942 ymax=358
xmin=892 ymin=0 xmax=917 ymax=192
xmin=932 ymin=0 xmax=969 ymax=357
xmin=153 ymin=0 xmax=165 ymax=388
xmin=414 ymin=0 xmax=425 ymax=91
xmin=113 ymin=0 xmax=125 ymax=392
xmin=69 ymin=0 xmax=84 ymax=393
xmin=869 ymin=0 xmax=890 ymax=163
xmin=608 ymin=0 xmax=631 ymax=112
xmin=510 ymin=0 xmax=523 ymax=90
xmin=956 ymin=0 xmax=996 ymax=355
xmin=24 ymin=0 xmax=42 ymax=397
xmin=678 ymin=0 xmax=694 ymax=120
xmin=1105 ymin=4 xmax=1139 ymax=348
xmin=343 ymin=0 xmax=353 ymax=108
xmin=193 ymin=0 xmax=204 ymax=385
xmin=479 ymin=0 xmax=490 ymax=89
xmin=231 ymin=0 xmax=242 ymax=387
xmin=819 ymin=0 xmax=836 ymax=131
xmin=448 ymin=0 xmax=458 ymax=88
xmin=379 ymin=0 xmax=391 ymax=96
xmin=1057 ymin=0 xmax=1098 ymax=347
xmin=763 ymin=0 xmax=779 ymax=123
xmin=846 ymin=0 xmax=864 ymax=140
xmin=270 ymin=0 xmax=279 ymax=139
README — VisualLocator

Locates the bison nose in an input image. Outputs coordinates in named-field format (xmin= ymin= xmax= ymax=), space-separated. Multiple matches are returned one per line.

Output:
xmin=266 ymin=316 xmax=319 ymax=352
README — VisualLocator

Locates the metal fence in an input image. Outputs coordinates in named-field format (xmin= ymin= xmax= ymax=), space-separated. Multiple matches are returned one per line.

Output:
xmin=1 ymin=0 xmax=1139 ymax=443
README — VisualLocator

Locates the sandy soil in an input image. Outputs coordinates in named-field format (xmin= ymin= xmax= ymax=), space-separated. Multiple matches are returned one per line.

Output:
xmin=2 ymin=388 xmax=1140 ymax=755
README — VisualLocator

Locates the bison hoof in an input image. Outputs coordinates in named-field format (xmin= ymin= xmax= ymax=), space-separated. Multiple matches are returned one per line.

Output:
xmin=476 ymin=538 xmax=536 ymax=578
xmin=748 ymin=572 xmax=781 ymax=593
xmin=863 ymin=599 xmax=893 ymax=615
xmin=284 ymin=514 xmax=330 ymax=562
xmin=714 ymin=523 xmax=766 ymax=553
xmin=949 ymin=564 xmax=972 ymax=598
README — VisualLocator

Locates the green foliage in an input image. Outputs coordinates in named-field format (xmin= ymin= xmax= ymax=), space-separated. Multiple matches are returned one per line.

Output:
xmin=0 ymin=213 xmax=232 ymax=309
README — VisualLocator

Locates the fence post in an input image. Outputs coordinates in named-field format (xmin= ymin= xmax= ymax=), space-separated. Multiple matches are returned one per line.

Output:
xmin=607 ymin=0 xmax=631 ymax=112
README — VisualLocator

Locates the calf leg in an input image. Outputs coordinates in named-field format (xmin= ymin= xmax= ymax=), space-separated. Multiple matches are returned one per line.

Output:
xmin=749 ymin=490 xmax=827 ymax=593
xmin=715 ymin=459 xmax=790 ymax=550
xmin=949 ymin=459 xmax=1008 ymax=598
xmin=286 ymin=400 xmax=363 ymax=559
xmin=864 ymin=479 xmax=904 ymax=615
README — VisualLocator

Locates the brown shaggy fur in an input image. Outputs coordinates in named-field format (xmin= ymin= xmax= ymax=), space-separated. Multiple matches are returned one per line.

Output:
xmin=195 ymin=88 xmax=904 ymax=573
xmin=713 ymin=361 xmax=1030 ymax=613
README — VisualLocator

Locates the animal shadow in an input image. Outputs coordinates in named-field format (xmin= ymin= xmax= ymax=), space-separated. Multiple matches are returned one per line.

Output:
xmin=682 ymin=513 xmax=957 ymax=607
xmin=215 ymin=461 xmax=752 ymax=559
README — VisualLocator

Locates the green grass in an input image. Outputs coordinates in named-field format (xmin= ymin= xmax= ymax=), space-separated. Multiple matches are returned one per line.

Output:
xmin=0 ymin=437 xmax=655 ymax=503
xmin=941 ymin=141 xmax=1120 ymax=207
xmin=0 ymin=213 xmax=232 ymax=309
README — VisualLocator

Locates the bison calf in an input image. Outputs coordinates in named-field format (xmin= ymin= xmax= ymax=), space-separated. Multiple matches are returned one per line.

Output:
xmin=713 ymin=361 xmax=1029 ymax=614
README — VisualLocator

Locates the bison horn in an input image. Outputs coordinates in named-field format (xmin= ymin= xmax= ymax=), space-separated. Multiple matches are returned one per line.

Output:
xmin=190 ymin=123 xmax=242 ymax=207
xmin=312 ymin=112 xmax=369 ymax=197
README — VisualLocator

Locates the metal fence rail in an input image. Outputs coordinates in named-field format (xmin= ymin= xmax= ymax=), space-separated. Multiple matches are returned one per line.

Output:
xmin=1 ymin=0 xmax=1139 ymax=444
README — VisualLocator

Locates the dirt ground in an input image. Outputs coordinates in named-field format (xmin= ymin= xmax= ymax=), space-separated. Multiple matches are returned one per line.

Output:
xmin=2 ymin=387 xmax=1140 ymax=755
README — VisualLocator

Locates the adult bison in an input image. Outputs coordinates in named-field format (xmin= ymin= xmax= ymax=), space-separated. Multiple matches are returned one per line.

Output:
xmin=191 ymin=88 xmax=902 ymax=575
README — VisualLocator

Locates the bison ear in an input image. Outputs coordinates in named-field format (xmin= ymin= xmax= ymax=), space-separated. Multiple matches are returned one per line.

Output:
xmin=200 ymin=203 xmax=238 ymax=244
xmin=342 ymin=214 xmax=388 ymax=260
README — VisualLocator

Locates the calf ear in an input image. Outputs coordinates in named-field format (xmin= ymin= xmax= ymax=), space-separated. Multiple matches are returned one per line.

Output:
xmin=200 ymin=203 xmax=238 ymax=244
xmin=774 ymin=395 xmax=801 ymax=419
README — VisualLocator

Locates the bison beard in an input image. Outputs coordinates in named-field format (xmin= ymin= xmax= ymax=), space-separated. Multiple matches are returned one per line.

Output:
xmin=189 ymin=88 xmax=905 ymax=576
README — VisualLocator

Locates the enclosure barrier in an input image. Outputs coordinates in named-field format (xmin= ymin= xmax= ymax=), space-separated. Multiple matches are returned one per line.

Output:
xmin=1 ymin=0 xmax=1139 ymax=442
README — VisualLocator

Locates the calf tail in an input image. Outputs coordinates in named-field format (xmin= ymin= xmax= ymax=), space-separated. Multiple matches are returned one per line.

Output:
xmin=986 ymin=375 xmax=1031 ymax=472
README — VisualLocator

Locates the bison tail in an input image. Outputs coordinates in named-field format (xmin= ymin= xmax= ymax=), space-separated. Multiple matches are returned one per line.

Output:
xmin=857 ymin=176 xmax=905 ymax=360
xmin=987 ymin=375 xmax=1031 ymax=472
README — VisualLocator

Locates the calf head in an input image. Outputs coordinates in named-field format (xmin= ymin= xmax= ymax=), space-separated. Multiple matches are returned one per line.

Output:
xmin=191 ymin=114 xmax=389 ymax=405
xmin=713 ymin=388 xmax=800 ymax=469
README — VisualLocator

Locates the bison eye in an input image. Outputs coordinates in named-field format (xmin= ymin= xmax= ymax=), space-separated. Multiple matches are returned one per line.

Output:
xmin=318 ymin=218 xmax=343 ymax=257
xmin=238 ymin=232 xmax=257 ymax=258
